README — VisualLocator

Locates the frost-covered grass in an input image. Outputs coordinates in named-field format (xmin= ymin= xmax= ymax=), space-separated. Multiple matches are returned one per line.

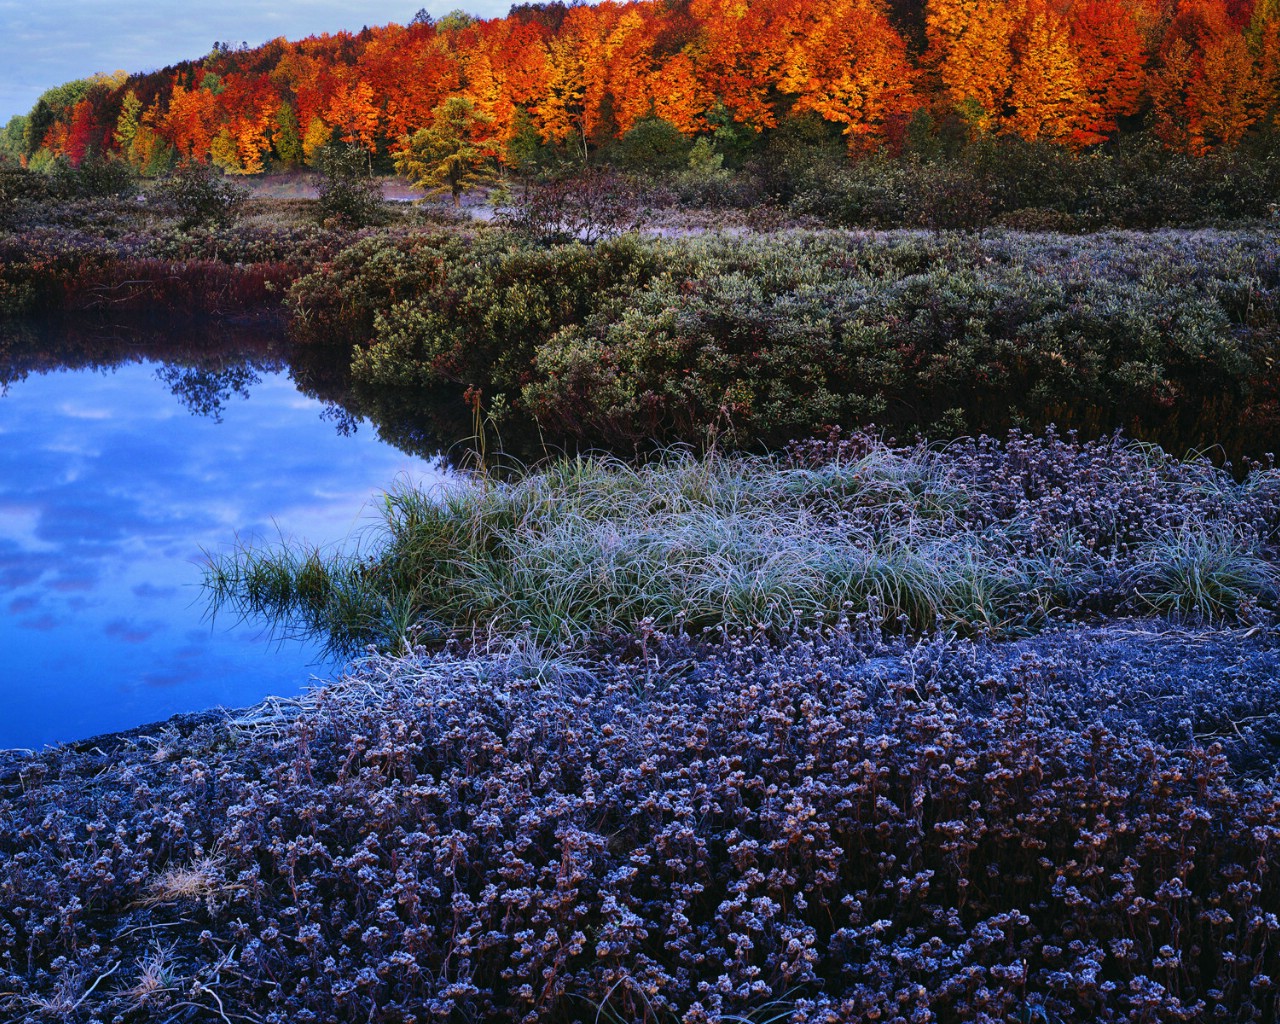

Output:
xmin=205 ymin=429 xmax=1280 ymax=653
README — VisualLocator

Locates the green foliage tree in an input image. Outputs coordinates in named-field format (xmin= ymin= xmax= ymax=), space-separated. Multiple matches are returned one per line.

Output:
xmin=395 ymin=96 xmax=495 ymax=207
xmin=272 ymin=103 xmax=304 ymax=167
xmin=505 ymin=106 xmax=560 ymax=178
xmin=706 ymin=103 xmax=756 ymax=168
xmin=903 ymin=109 xmax=943 ymax=161
xmin=0 ymin=116 xmax=27 ymax=164
xmin=317 ymin=142 xmax=385 ymax=226
xmin=23 ymin=79 xmax=91 ymax=158
xmin=114 ymin=90 xmax=142 ymax=152
xmin=614 ymin=114 xmax=691 ymax=173
xmin=435 ymin=9 xmax=477 ymax=31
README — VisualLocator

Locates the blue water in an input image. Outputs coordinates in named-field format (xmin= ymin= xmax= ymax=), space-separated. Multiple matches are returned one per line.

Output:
xmin=0 ymin=354 xmax=448 ymax=750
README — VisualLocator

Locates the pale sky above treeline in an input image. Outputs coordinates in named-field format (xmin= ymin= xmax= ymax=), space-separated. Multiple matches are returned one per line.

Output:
xmin=0 ymin=2 xmax=513 ymax=122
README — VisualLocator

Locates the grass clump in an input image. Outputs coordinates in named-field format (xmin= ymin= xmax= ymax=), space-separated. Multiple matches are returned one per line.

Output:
xmin=205 ymin=429 xmax=1280 ymax=654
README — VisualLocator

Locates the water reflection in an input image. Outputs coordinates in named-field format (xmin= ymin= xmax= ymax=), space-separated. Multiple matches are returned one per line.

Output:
xmin=0 ymin=317 xmax=451 ymax=750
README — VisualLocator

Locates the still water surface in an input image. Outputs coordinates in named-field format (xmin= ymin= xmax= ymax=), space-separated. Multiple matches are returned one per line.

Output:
xmin=0 ymin=333 xmax=449 ymax=750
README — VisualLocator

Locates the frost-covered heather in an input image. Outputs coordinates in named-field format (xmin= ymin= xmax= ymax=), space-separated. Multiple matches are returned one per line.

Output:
xmin=2 ymin=620 xmax=1279 ymax=1023
xmin=206 ymin=429 xmax=1280 ymax=652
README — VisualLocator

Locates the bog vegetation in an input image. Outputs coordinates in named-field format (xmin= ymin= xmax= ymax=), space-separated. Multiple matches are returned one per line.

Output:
xmin=5 ymin=10 xmax=1280 ymax=1018
xmin=5 ymin=434 xmax=1280 ymax=1022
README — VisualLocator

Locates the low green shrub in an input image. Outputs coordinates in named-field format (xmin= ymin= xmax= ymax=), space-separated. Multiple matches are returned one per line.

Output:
xmin=292 ymin=228 xmax=1280 ymax=459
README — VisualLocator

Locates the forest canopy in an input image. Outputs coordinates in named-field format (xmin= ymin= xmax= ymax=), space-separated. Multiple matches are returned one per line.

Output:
xmin=1 ymin=0 xmax=1279 ymax=175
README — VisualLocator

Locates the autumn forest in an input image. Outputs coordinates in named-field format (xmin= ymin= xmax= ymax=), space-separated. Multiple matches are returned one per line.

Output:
xmin=4 ymin=0 xmax=1279 ymax=178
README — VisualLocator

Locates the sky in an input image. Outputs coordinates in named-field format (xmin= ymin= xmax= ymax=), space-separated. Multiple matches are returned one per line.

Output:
xmin=0 ymin=1 xmax=512 ymax=123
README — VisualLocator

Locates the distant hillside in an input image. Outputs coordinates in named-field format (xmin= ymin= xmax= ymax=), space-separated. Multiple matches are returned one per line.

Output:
xmin=2 ymin=0 xmax=1278 ymax=176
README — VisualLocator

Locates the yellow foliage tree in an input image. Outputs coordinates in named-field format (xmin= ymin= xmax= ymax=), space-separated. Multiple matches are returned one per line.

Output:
xmin=927 ymin=0 xmax=1022 ymax=130
xmin=302 ymin=116 xmax=333 ymax=165
xmin=778 ymin=0 xmax=918 ymax=148
xmin=1009 ymin=0 xmax=1088 ymax=141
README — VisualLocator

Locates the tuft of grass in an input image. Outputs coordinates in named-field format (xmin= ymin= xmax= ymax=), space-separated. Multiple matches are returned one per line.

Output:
xmin=205 ymin=432 xmax=1280 ymax=653
xmin=137 ymin=855 xmax=230 ymax=909
xmin=122 ymin=943 xmax=181 ymax=1011
xmin=205 ymin=448 xmax=992 ymax=651
xmin=1130 ymin=525 xmax=1278 ymax=619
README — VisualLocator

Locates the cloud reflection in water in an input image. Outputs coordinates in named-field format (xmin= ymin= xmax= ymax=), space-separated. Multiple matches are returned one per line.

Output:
xmin=0 ymin=359 xmax=446 ymax=749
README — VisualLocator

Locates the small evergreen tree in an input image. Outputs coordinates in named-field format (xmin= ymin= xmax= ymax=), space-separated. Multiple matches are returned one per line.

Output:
xmin=395 ymin=96 xmax=495 ymax=207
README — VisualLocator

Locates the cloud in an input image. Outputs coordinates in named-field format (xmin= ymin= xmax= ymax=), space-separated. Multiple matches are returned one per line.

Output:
xmin=0 ymin=546 xmax=57 ymax=590
xmin=140 ymin=666 xmax=201 ymax=688
xmin=133 ymin=582 xmax=179 ymax=599
xmin=104 ymin=617 xmax=166 ymax=643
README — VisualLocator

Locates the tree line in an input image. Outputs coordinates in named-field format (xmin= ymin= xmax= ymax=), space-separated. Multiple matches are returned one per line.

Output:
xmin=2 ymin=0 xmax=1279 ymax=179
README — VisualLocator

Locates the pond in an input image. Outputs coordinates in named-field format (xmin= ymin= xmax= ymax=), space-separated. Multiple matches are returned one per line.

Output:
xmin=0 ymin=319 xmax=452 ymax=751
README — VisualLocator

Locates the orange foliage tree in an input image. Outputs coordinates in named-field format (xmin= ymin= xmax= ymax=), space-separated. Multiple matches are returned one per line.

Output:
xmin=22 ymin=0 xmax=1280 ymax=172
xmin=1009 ymin=0 xmax=1088 ymax=142
xmin=777 ymin=0 xmax=918 ymax=147
xmin=1070 ymin=0 xmax=1147 ymax=142
xmin=926 ymin=0 xmax=1021 ymax=130
xmin=1151 ymin=0 xmax=1265 ymax=151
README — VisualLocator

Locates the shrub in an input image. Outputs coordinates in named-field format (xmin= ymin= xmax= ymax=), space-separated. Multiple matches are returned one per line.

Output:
xmin=49 ymin=153 xmax=136 ymax=200
xmin=155 ymin=160 xmax=247 ymax=230
xmin=612 ymin=114 xmax=692 ymax=173
xmin=316 ymin=143 xmax=386 ymax=227
xmin=0 ymin=164 xmax=50 ymax=222
xmin=4 ymin=620 xmax=1280 ymax=1022
xmin=499 ymin=167 xmax=648 ymax=244
xmin=290 ymin=231 xmax=673 ymax=396
xmin=915 ymin=162 xmax=995 ymax=233
xmin=794 ymin=135 xmax=1280 ymax=230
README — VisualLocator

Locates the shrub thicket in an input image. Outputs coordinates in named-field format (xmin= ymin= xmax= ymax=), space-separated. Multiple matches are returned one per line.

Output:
xmin=499 ymin=167 xmax=648 ymax=244
xmin=0 ymin=216 xmax=348 ymax=316
xmin=4 ymin=618 xmax=1280 ymax=1023
xmin=290 ymin=229 xmax=1280 ymax=460
xmin=787 ymin=136 xmax=1280 ymax=230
